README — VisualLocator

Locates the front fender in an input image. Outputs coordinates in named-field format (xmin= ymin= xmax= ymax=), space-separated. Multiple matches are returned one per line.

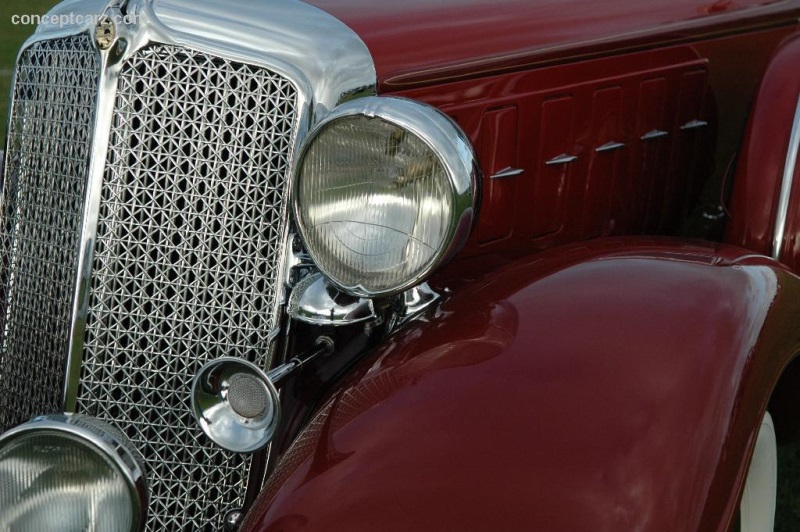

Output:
xmin=243 ymin=238 xmax=800 ymax=532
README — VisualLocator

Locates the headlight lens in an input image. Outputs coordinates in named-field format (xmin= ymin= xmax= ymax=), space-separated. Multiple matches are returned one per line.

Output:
xmin=0 ymin=415 xmax=146 ymax=532
xmin=295 ymin=97 xmax=477 ymax=297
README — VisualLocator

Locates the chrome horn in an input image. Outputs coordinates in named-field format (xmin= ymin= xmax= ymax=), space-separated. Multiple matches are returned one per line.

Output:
xmin=191 ymin=339 xmax=333 ymax=453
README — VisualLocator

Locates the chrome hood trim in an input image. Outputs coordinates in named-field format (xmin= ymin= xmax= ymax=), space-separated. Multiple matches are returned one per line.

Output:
xmin=38 ymin=0 xmax=377 ymax=118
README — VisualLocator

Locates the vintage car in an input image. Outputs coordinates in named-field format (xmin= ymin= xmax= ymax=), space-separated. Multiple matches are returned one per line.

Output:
xmin=1 ymin=0 xmax=800 ymax=530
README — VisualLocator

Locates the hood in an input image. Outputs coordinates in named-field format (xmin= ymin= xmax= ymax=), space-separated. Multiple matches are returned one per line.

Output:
xmin=304 ymin=0 xmax=798 ymax=90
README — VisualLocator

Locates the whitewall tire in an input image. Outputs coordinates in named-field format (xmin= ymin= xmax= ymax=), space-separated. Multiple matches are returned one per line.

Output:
xmin=740 ymin=411 xmax=777 ymax=532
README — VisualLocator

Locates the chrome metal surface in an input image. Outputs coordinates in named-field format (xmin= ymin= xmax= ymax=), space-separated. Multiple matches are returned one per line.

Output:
xmin=266 ymin=336 xmax=334 ymax=385
xmin=191 ymin=358 xmax=281 ymax=453
xmin=41 ymin=0 xmax=376 ymax=120
xmin=2 ymin=0 xmax=380 ymax=528
xmin=65 ymin=5 xmax=128 ymax=419
xmin=288 ymin=273 xmax=377 ymax=325
xmin=489 ymin=166 xmax=525 ymax=179
xmin=400 ymin=283 xmax=441 ymax=319
xmin=293 ymin=96 xmax=479 ymax=298
xmin=680 ymin=119 xmax=709 ymax=130
xmin=595 ymin=141 xmax=626 ymax=152
xmin=772 ymin=94 xmax=800 ymax=260
xmin=267 ymin=361 xmax=301 ymax=385
xmin=62 ymin=0 xmax=308 ymax=412
xmin=545 ymin=153 xmax=578 ymax=165
xmin=0 ymin=413 xmax=148 ymax=530
xmin=76 ymin=41 xmax=299 ymax=529
xmin=0 ymin=35 xmax=100 ymax=432
xmin=641 ymin=129 xmax=669 ymax=140
xmin=151 ymin=0 xmax=376 ymax=117
xmin=224 ymin=510 xmax=244 ymax=532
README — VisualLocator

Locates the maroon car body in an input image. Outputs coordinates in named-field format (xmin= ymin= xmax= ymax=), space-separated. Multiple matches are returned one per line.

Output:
xmin=242 ymin=1 xmax=800 ymax=530
xmin=246 ymin=240 xmax=800 ymax=531
xmin=2 ymin=0 xmax=800 ymax=531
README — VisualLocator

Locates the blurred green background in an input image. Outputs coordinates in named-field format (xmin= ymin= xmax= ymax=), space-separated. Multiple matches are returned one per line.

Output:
xmin=1 ymin=0 xmax=57 ymax=143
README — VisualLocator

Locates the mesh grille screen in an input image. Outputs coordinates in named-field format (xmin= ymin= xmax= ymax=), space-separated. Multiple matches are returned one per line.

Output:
xmin=0 ymin=35 xmax=98 ymax=431
xmin=76 ymin=44 xmax=297 ymax=531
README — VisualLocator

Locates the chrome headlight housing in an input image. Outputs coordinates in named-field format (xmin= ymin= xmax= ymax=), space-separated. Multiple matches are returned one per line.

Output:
xmin=0 ymin=414 xmax=147 ymax=532
xmin=294 ymin=97 xmax=478 ymax=297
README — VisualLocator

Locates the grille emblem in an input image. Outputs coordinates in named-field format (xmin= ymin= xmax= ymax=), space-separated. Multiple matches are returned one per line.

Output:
xmin=95 ymin=18 xmax=116 ymax=50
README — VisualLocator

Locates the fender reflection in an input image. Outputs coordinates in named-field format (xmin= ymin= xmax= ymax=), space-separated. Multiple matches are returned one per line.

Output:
xmin=242 ymin=238 xmax=800 ymax=532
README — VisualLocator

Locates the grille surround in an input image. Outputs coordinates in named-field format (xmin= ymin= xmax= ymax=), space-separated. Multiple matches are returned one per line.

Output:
xmin=0 ymin=33 xmax=302 ymax=531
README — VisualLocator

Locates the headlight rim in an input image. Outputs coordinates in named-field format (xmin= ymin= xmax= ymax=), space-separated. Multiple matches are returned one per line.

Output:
xmin=0 ymin=413 xmax=148 ymax=532
xmin=292 ymin=96 xmax=479 ymax=298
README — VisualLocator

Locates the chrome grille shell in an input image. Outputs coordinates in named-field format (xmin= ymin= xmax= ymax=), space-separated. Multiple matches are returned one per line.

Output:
xmin=0 ymin=35 xmax=99 ymax=431
xmin=76 ymin=44 xmax=298 ymax=530
xmin=0 ymin=35 xmax=301 ymax=530
xmin=0 ymin=0 xmax=376 ymax=528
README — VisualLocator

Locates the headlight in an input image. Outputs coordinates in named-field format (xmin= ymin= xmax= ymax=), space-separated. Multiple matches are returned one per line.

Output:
xmin=294 ymin=97 xmax=478 ymax=297
xmin=0 ymin=414 xmax=147 ymax=532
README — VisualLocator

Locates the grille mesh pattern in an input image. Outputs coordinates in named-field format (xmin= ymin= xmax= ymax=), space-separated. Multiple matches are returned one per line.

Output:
xmin=0 ymin=36 xmax=98 ymax=431
xmin=76 ymin=45 xmax=297 ymax=531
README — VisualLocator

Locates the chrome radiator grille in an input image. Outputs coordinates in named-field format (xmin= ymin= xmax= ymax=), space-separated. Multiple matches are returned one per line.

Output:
xmin=0 ymin=35 xmax=99 ymax=431
xmin=0 ymin=33 xmax=298 ymax=531
xmin=76 ymin=44 xmax=297 ymax=531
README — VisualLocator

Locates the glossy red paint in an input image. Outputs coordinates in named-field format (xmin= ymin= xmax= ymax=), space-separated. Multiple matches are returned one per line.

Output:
xmin=381 ymin=28 xmax=792 ymax=260
xmin=306 ymin=0 xmax=799 ymax=90
xmin=308 ymin=0 xmax=799 ymax=263
xmin=725 ymin=35 xmax=800 ymax=269
xmin=243 ymin=238 xmax=800 ymax=532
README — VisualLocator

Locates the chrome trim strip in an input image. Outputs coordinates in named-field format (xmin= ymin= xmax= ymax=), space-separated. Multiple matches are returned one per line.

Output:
xmin=62 ymin=24 xmax=116 ymax=411
xmin=545 ymin=153 xmax=578 ymax=166
xmin=641 ymin=129 xmax=669 ymax=141
xmin=771 ymin=94 xmax=800 ymax=260
xmin=595 ymin=141 xmax=626 ymax=153
xmin=680 ymin=119 xmax=709 ymax=130
xmin=490 ymin=167 xmax=524 ymax=179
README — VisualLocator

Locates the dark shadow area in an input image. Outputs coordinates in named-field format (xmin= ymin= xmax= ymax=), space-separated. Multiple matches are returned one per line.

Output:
xmin=777 ymin=441 xmax=800 ymax=532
